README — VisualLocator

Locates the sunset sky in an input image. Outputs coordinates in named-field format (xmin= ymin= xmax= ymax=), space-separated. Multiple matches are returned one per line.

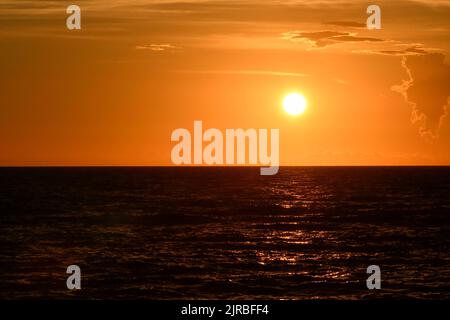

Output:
xmin=1 ymin=0 xmax=449 ymax=166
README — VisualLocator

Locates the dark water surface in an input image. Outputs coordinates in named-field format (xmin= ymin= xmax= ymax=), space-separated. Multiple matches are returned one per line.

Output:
xmin=0 ymin=167 xmax=449 ymax=299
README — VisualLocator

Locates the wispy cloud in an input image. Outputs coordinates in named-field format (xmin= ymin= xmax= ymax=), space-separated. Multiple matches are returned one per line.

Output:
xmin=354 ymin=45 xmax=440 ymax=56
xmin=333 ymin=78 xmax=350 ymax=85
xmin=323 ymin=21 xmax=366 ymax=28
xmin=135 ymin=44 xmax=181 ymax=52
xmin=174 ymin=69 xmax=308 ymax=77
xmin=283 ymin=30 xmax=384 ymax=48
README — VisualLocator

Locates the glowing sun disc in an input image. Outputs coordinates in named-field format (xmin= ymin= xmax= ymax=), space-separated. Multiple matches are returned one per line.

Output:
xmin=283 ymin=93 xmax=307 ymax=116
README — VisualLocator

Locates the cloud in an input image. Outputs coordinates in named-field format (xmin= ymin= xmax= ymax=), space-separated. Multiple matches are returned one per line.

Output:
xmin=174 ymin=69 xmax=308 ymax=77
xmin=333 ymin=78 xmax=350 ymax=85
xmin=392 ymin=53 xmax=450 ymax=138
xmin=283 ymin=30 xmax=384 ymax=48
xmin=323 ymin=21 xmax=366 ymax=28
xmin=356 ymin=45 xmax=437 ymax=56
xmin=135 ymin=44 xmax=180 ymax=52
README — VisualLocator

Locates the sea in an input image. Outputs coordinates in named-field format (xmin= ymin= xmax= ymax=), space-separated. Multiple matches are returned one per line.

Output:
xmin=0 ymin=167 xmax=449 ymax=299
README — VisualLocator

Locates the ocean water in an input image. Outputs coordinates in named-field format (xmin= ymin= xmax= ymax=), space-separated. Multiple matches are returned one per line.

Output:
xmin=0 ymin=167 xmax=449 ymax=299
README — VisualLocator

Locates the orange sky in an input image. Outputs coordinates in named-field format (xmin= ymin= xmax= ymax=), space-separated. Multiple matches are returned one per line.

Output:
xmin=1 ymin=0 xmax=449 ymax=166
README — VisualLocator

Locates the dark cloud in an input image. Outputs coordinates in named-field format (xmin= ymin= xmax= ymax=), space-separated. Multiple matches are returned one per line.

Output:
xmin=392 ymin=53 xmax=450 ymax=137
xmin=373 ymin=46 xmax=432 ymax=56
xmin=332 ymin=35 xmax=383 ymax=42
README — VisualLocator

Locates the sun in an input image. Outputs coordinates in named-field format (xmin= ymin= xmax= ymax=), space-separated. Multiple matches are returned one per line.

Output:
xmin=283 ymin=93 xmax=308 ymax=116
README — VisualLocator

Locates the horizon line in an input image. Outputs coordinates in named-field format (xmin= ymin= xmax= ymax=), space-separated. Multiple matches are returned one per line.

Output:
xmin=1 ymin=165 xmax=450 ymax=168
